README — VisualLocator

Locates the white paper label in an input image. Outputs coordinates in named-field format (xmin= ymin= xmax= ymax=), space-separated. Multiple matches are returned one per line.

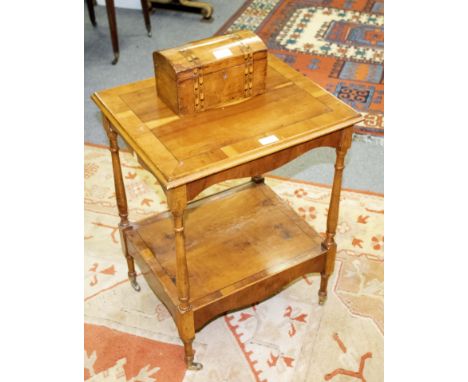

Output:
xmin=213 ymin=48 xmax=233 ymax=60
xmin=259 ymin=135 xmax=279 ymax=145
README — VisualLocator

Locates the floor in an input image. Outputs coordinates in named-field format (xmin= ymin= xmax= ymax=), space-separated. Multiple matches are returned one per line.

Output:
xmin=84 ymin=2 xmax=383 ymax=193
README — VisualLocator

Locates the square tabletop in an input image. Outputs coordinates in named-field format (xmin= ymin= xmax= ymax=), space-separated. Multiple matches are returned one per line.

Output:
xmin=92 ymin=54 xmax=362 ymax=189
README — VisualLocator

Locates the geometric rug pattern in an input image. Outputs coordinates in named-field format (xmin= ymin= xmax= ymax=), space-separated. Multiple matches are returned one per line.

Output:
xmin=84 ymin=144 xmax=383 ymax=381
xmin=218 ymin=0 xmax=384 ymax=143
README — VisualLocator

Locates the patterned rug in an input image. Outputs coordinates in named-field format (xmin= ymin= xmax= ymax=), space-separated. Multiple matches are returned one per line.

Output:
xmin=217 ymin=0 xmax=384 ymax=143
xmin=84 ymin=144 xmax=384 ymax=381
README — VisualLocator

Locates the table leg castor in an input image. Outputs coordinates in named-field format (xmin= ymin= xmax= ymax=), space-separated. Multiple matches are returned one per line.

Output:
xmin=318 ymin=293 xmax=327 ymax=305
xmin=183 ymin=339 xmax=203 ymax=370
xmin=318 ymin=273 xmax=329 ymax=305
xmin=252 ymin=175 xmax=265 ymax=184
xmin=130 ymin=276 xmax=141 ymax=292
xmin=187 ymin=361 xmax=203 ymax=370
xmin=111 ymin=52 xmax=119 ymax=65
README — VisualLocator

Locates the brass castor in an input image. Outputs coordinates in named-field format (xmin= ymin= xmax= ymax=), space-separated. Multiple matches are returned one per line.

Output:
xmin=201 ymin=6 xmax=213 ymax=20
xmin=111 ymin=52 xmax=120 ymax=65
xmin=130 ymin=279 xmax=141 ymax=292
xmin=318 ymin=292 xmax=327 ymax=305
xmin=187 ymin=361 xmax=203 ymax=371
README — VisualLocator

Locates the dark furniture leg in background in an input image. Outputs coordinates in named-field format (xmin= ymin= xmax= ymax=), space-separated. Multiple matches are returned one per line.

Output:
xmin=141 ymin=0 xmax=152 ymax=37
xmin=105 ymin=0 xmax=152 ymax=64
xmin=105 ymin=0 xmax=120 ymax=65
xmin=86 ymin=0 xmax=152 ymax=64
xmin=86 ymin=0 xmax=97 ymax=26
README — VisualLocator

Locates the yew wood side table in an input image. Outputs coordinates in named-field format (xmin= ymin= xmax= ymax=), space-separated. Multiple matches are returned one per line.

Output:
xmin=92 ymin=54 xmax=362 ymax=370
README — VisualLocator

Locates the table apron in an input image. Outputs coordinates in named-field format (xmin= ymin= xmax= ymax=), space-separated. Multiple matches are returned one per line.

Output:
xmin=185 ymin=128 xmax=345 ymax=201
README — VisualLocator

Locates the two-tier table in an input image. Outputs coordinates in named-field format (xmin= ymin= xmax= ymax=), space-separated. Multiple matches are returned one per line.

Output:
xmin=91 ymin=54 xmax=362 ymax=370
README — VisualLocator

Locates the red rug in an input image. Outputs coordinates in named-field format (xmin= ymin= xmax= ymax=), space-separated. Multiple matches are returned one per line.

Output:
xmin=218 ymin=0 xmax=384 ymax=142
xmin=84 ymin=324 xmax=186 ymax=382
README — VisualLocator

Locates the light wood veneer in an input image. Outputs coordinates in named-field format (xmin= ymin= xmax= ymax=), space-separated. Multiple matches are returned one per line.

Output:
xmin=92 ymin=53 xmax=362 ymax=370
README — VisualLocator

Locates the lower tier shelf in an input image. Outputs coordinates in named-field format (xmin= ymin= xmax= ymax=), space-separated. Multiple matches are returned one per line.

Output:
xmin=126 ymin=181 xmax=326 ymax=329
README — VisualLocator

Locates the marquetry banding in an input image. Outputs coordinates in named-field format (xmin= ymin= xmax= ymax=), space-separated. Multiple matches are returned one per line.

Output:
xmin=231 ymin=34 xmax=255 ymax=98
xmin=180 ymin=49 xmax=205 ymax=112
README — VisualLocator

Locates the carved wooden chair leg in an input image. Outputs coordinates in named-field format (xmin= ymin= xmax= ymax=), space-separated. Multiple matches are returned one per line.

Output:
xmin=319 ymin=127 xmax=352 ymax=305
xmin=140 ymin=0 xmax=152 ymax=37
xmin=103 ymin=115 xmax=141 ymax=292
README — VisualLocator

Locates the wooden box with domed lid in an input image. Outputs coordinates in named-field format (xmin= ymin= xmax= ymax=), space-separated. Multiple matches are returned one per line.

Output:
xmin=153 ymin=31 xmax=268 ymax=115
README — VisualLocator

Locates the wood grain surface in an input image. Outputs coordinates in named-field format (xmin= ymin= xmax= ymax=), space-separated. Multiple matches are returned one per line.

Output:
xmin=92 ymin=54 xmax=362 ymax=193
xmin=93 ymin=50 xmax=361 ymax=369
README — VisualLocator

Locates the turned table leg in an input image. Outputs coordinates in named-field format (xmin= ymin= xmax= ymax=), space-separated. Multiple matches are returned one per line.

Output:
xmin=168 ymin=186 xmax=203 ymax=371
xmin=103 ymin=116 xmax=141 ymax=292
xmin=319 ymin=127 xmax=353 ymax=305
